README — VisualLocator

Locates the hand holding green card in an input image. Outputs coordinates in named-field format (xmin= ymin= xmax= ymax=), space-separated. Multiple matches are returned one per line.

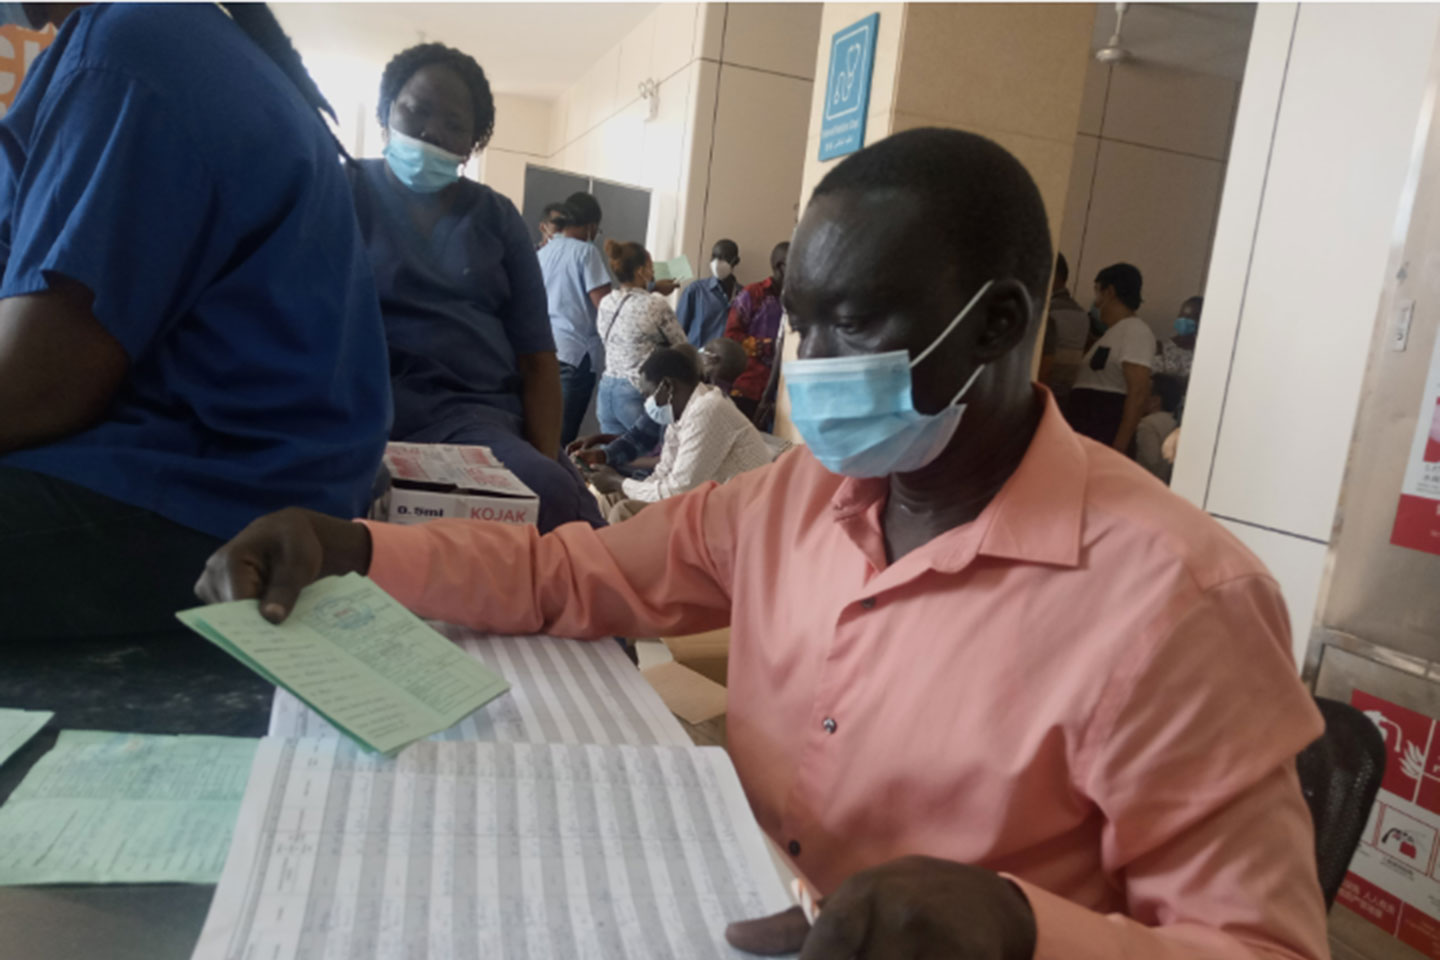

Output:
xmin=177 ymin=574 xmax=509 ymax=755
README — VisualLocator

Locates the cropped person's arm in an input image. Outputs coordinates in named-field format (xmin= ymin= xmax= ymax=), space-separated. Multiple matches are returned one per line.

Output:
xmin=516 ymin=350 xmax=563 ymax=459
xmin=0 ymin=280 xmax=128 ymax=454
xmin=1014 ymin=576 xmax=1329 ymax=960
xmin=362 ymin=467 xmax=751 ymax=640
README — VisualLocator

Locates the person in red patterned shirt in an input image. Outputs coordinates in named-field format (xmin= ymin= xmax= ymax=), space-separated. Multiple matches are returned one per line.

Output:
xmin=724 ymin=241 xmax=789 ymax=422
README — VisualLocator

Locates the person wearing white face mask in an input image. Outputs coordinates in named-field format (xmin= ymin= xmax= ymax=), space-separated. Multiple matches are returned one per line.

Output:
xmin=677 ymin=239 xmax=741 ymax=349
xmin=347 ymin=43 xmax=603 ymax=533
xmin=586 ymin=346 xmax=773 ymax=523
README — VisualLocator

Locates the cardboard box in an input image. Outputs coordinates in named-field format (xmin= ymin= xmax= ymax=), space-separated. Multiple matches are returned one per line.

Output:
xmin=661 ymin=627 xmax=731 ymax=686
xmin=374 ymin=443 xmax=539 ymax=527
xmin=642 ymin=661 xmax=727 ymax=748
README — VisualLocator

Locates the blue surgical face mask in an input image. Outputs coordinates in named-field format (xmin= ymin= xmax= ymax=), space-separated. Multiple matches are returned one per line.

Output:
xmin=784 ymin=281 xmax=993 ymax=478
xmin=644 ymin=392 xmax=675 ymax=426
xmin=1174 ymin=315 xmax=1198 ymax=337
xmin=384 ymin=127 xmax=465 ymax=194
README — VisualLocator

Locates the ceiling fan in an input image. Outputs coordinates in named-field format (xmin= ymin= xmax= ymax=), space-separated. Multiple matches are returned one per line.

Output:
xmin=1095 ymin=2 xmax=1133 ymax=64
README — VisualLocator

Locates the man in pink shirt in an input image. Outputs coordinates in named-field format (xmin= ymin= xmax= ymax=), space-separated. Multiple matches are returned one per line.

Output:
xmin=198 ymin=128 xmax=1328 ymax=960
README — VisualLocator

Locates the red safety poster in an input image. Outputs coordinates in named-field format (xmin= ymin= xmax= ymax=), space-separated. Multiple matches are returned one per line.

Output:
xmin=1339 ymin=690 xmax=1440 ymax=958
xmin=1393 ymin=323 xmax=1440 ymax=555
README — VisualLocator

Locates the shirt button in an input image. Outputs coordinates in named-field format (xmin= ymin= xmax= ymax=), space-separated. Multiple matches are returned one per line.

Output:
xmin=822 ymin=717 xmax=837 ymax=734
xmin=788 ymin=839 xmax=802 ymax=856
xmin=860 ymin=597 xmax=877 ymax=609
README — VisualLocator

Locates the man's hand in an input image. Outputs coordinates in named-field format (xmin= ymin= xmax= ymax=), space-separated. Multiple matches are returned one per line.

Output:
xmin=574 ymin=448 xmax=608 ymax=467
xmin=566 ymin=433 xmax=617 ymax=455
xmin=588 ymin=464 xmax=626 ymax=495
xmin=194 ymin=508 xmax=373 ymax=624
xmin=726 ymin=856 xmax=1037 ymax=959
xmin=653 ymin=278 xmax=679 ymax=297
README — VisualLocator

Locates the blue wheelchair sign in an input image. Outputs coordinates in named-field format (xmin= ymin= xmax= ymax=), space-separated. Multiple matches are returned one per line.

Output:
xmin=819 ymin=13 xmax=879 ymax=162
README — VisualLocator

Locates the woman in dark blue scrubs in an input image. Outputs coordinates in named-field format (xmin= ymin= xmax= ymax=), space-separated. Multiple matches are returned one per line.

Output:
xmin=0 ymin=4 xmax=391 ymax=643
xmin=349 ymin=44 xmax=604 ymax=533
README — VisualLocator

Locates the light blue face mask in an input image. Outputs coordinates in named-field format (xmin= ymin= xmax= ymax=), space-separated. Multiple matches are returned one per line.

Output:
xmin=785 ymin=281 xmax=993 ymax=478
xmin=384 ymin=127 xmax=465 ymax=194
xmin=644 ymin=392 xmax=675 ymax=426
xmin=1174 ymin=315 xmax=1198 ymax=337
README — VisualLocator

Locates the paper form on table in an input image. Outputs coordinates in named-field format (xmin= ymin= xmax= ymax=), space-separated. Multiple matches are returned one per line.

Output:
xmin=0 ymin=730 xmax=256 ymax=884
xmin=0 ymin=708 xmax=51 ymax=768
xmin=268 ymin=626 xmax=690 ymax=747
xmin=177 ymin=573 xmax=510 ymax=755
xmin=190 ymin=738 xmax=792 ymax=960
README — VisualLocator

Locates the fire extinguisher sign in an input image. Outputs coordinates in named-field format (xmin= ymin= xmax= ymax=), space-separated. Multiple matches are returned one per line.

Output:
xmin=1392 ymin=321 xmax=1440 ymax=555
xmin=1341 ymin=690 xmax=1440 ymax=958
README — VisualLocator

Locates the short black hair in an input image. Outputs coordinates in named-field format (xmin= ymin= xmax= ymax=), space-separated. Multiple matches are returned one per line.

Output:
xmin=1153 ymin=373 xmax=1184 ymax=414
xmin=712 ymin=239 xmax=739 ymax=261
xmin=557 ymin=192 xmax=603 ymax=229
xmin=1055 ymin=252 xmax=1069 ymax=286
xmin=378 ymin=43 xmax=496 ymax=154
xmin=542 ymin=202 xmax=567 ymax=220
xmin=641 ymin=347 xmax=701 ymax=388
xmin=771 ymin=241 xmax=790 ymax=266
xmin=1095 ymin=263 xmax=1143 ymax=311
xmin=813 ymin=127 xmax=1053 ymax=310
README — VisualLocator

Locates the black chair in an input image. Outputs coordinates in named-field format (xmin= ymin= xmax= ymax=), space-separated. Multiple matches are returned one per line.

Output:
xmin=1297 ymin=697 xmax=1387 ymax=909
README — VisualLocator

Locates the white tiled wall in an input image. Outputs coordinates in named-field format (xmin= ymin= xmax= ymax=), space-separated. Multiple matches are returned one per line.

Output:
xmin=1173 ymin=3 xmax=1440 ymax=655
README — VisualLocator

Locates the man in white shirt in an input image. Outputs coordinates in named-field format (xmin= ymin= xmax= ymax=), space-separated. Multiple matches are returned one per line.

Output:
xmin=1066 ymin=262 xmax=1154 ymax=452
xmin=587 ymin=347 xmax=773 ymax=522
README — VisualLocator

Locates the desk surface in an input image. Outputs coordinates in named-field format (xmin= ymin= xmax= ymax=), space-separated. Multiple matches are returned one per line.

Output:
xmin=0 ymin=631 xmax=702 ymax=960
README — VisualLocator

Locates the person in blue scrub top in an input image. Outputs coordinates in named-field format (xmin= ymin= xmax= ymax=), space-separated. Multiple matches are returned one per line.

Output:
xmin=348 ymin=44 xmax=603 ymax=532
xmin=676 ymin=239 xmax=741 ymax=348
xmin=538 ymin=192 xmax=614 ymax=446
xmin=0 ymin=3 xmax=391 ymax=643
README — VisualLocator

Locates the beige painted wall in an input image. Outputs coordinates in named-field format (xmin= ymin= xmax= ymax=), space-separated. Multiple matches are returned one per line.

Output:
xmin=476 ymin=3 xmax=820 ymax=281
xmin=777 ymin=2 xmax=1094 ymax=441
xmin=1057 ymin=59 xmax=1240 ymax=339
xmin=478 ymin=94 xmax=554 ymax=210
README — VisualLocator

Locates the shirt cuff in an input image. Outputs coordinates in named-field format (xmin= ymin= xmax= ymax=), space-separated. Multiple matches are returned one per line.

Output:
xmin=358 ymin=520 xmax=433 ymax=609
xmin=1005 ymin=876 xmax=1123 ymax=960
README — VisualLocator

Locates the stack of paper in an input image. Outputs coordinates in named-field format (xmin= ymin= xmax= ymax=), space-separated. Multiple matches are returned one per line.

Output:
xmin=0 ymin=708 xmax=51 ymax=768
xmin=191 ymin=738 xmax=790 ymax=959
xmin=0 ymin=731 xmax=256 ymax=884
xmin=269 ymin=627 xmax=690 ymax=747
xmin=178 ymin=575 xmax=510 ymax=755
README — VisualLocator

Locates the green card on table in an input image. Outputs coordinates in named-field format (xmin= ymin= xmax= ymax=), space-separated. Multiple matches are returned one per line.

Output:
xmin=177 ymin=574 xmax=510 ymax=755
xmin=0 ymin=730 xmax=256 ymax=885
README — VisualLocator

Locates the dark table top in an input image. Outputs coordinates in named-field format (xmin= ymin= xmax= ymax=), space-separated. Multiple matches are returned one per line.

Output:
xmin=0 ymin=631 xmax=272 ymax=960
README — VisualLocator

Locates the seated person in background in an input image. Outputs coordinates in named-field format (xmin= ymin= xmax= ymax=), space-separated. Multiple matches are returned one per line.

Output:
xmin=1066 ymin=262 xmax=1153 ymax=452
xmin=348 ymin=43 xmax=602 ymax=533
xmin=569 ymin=337 xmax=752 ymax=477
xmin=201 ymin=128 xmax=1327 ymax=960
xmin=677 ymin=239 xmax=741 ymax=348
xmin=0 ymin=3 xmax=391 ymax=643
xmin=596 ymin=240 xmax=688 ymax=434
xmin=1037 ymin=252 xmax=1088 ymax=404
xmin=587 ymin=346 xmax=773 ymax=523
xmin=1134 ymin=376 xmax=1181 ymax=483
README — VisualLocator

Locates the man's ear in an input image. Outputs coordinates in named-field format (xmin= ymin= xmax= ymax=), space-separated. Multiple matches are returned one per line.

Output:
xmin=972 ymin=278 xmax=1034 ymax=363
